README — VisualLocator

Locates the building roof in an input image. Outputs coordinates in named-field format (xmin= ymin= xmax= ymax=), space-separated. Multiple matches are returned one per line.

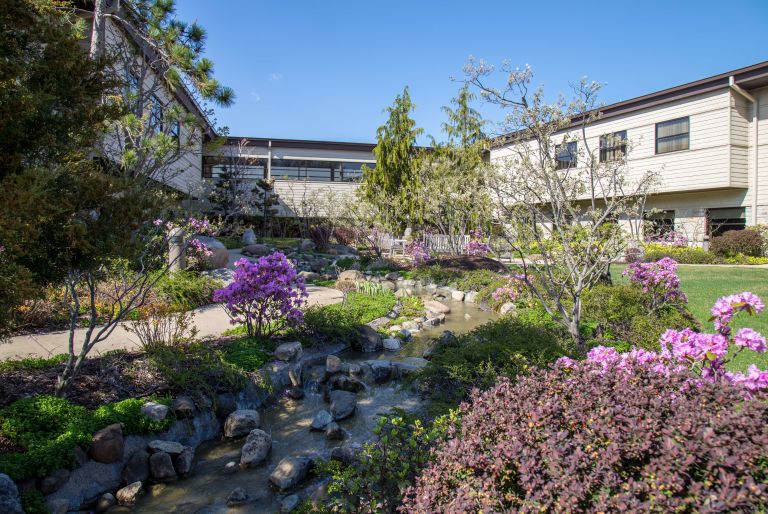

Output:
xmin=492 ymin=60 xmax=768 ymax=148
xmin=223 ymin=137 xmax=377 ymax=152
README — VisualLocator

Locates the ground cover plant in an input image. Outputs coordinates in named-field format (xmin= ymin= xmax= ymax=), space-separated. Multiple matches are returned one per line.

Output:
xmin=303 ymin=291 xmax=396 ymax=341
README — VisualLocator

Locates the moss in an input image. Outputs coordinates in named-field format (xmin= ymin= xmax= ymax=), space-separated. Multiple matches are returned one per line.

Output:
xmin=223 ymin=336 xmax=276 ymax=372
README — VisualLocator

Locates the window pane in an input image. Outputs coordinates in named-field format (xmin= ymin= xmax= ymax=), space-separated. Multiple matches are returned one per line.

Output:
xmin=657 ymin=117 xmax=689 ymax=138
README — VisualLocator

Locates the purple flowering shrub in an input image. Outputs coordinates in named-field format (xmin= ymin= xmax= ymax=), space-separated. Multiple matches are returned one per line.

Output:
xmin=153 ymin=216 xmax=218 ymax=268
xmin=575 ymin=291 xmax=768 ymax=395
xmin=213 ymin=252 xmax=307 ymax=337
xmin=644 ymin=229 xmax=689 ymax=247
xmin=405 ymin=241 xmax=431 ymax=265
xmin=490 ymin=273 xmax=530 ymax=308
xmin=403 ymin=361 xmax=768 ymax=513
xmin=622 ymin=257 xmax=687 ymax=312
xmin=464 ymin=228 xmax=490 ymax=256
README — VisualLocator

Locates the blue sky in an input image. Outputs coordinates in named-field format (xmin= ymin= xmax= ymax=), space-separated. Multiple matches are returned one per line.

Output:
xmin=176 ymin=0 xmax=768 ymax=144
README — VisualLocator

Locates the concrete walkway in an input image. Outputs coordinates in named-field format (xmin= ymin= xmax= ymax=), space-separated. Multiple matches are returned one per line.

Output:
xmin=0 ymin=285 xmax=343 ymax=361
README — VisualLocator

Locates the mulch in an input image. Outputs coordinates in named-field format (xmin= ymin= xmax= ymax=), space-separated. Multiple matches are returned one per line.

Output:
xmin=429 ymin=255 xmax=509 ymax=274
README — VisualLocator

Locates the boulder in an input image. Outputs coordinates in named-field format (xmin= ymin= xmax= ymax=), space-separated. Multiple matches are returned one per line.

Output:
xmin=226 ymin=487 xmax=249 ymax=507
xmin=241 ymin=229 xmax=257 ymax=245
xmin=122 ymin=450 xmax=150 ymax=485
xmin=299 ymin=239 xmax=315 ymax=252
xmin=330 ymin=443 xmax=362 ymax=465
xmin=333 ymin=244 xmax=357 ymax=255
xmin=140 ymin=401 xmax=169 ymax=422
xmin=326 ymin=355 xmax=342 ymax=374
xmin=193 ymin=235 xmax=226 ymax=250
xmin=464 ymin=291 xmax=479 ymax=303
xmin=325 ymin=422 xmax=344 ymax=440
xmin=338 ymin=269 xmax=363 ymax=282
xmin=0 ymin=473 xmax=22 ymax=514
xmin=215 ymin=392 xmax=238 ymax=419
xmin=424 ymin=299 xmax=450 ymax=315
xmin=174 ymin=446 xmax=195 ymax=477
xmin=205 ymin=247 xmax=230 ymax=269
xmin=310 ymin=410 xmax=332 ymax=431
xmin=451 ymin=290 xmax=465 ymax=301
xmin=499 ymin=302 xmax=516 ymax=315
xmin=148 ymin=440 xmax=185 ymax=456
xmin=327 ymin=374 xmax=365 ymax=393
xmin=269 ymin=456 xmax=312 ymax=491
xmin=116 ymin=481 xmax=143 ymax=506
xmin=394 ymin=288 xmax=411 ymax=298
xmin=149 ymin=451 xmax=177 ymax=481
xmin=242 ymin=243 xmax=271 ymax=257
xmin=45 ymin=498 xmax=69 ymax=514
xmin=382 ymin=337 xmax=401 ymax=351
xmin=170 ymin=396 xmax=196 ymax=419
xmin=95 ymin=492 xmax=116 ymax=512
xmin=286 ymin=387 xmax=305 ymax=400
xmin=368 ymin=360 xmax=393 ymax=383
xmin=329 ymin=390 xmax=357 ymax=421
xmin=239 ymin=429 xmax=272 ymax=467
xmin=39 ymin=468 xmax=70 ymax=495
xmin=224 ymin=409 xmax=261 ymax=438
xmin=298 ymin=271 xmax=321 ymax=282
xmin=385 ymin=272 xmax=400 ymax=281
xmin=274 ymin=341 xmax=303 ymax=362
xmin=380 ymin=280 xmax=396 ymax=291
xmin=401 ymin=320 xmax=420 ymax=331
xmin=281 ymin=493 xmax=300 ymax=513
xmin=90 ymin=423 xmax=124 ymax=464
xmin=354 ymin=325 xmax=382 ymax=352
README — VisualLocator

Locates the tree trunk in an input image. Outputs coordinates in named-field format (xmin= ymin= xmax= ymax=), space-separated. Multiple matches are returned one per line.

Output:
xmin=89 ymin=0 xmax=106 ymax=60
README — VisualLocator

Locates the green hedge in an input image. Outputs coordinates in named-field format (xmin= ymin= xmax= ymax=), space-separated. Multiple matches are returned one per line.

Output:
xmin=154 ymin=270 xmax=222 ymax=311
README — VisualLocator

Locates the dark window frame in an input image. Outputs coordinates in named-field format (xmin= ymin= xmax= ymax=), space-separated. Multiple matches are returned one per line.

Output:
xmin=655 ymin=116 xmax=690 ymax=155
xmin=149 ymin=95 xmax=163 ymax=134
xmin=706 ymin=207 xmax=747 ymax=237
xmin=599 ymin=130 xmax=628 ymax=162
xmin=554 ymin=141 xmax=578 ymax=170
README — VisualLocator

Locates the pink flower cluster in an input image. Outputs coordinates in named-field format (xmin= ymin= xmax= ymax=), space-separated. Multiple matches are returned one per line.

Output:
xmin=213 ymin=252 xmax=307 ymax=337
xmin=560 ymin=291 xmax=768 ymax=396
xmin=645 ymin=230 xmax=689 ymax=247
xmin=491 ymin=273 xmax=529 ymax=304
xmin=464 ymin=229 xmax=491 ymax=256
xmin=405 ymin=241 xmax=431 ymax=265
xmin=623 ymin=257 xmax=687 ymax=307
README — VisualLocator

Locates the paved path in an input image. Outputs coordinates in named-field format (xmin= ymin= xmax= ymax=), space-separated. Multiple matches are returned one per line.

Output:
xmin=0 ymin=285 xmax=343 ymax=361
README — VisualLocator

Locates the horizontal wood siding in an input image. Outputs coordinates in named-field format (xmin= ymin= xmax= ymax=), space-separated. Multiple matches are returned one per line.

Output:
xmin=271 ymin=180 xmax=359 ymax=217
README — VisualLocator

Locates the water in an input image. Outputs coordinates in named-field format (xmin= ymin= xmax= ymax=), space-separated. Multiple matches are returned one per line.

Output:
xmin=132 ymin=299 xmax=494 ymax=513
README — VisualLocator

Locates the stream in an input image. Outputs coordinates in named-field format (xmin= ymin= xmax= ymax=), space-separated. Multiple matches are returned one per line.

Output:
xmin=131 ymin=300 xmax=495 ymax=513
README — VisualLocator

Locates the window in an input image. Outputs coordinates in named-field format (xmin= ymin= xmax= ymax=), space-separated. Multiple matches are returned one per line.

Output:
xmin=149 ymin=95 xmax=163 ymax=134
xmin=707 ymin=207 xmax=746 ymax=237
xmin=202 ymin=156 xmax=266 ymax=181
xmin=555 ymin=141 xmax=577 ymax=170
xmin=655 ymin=117 xmax=689 ymax=154
xmin=644 ymin=210 xmax=675 ymax=239
xmin=125 ymin=70 xmax=141 ymax=114
xmin=599 ymin=130 xmax=627 ymax=162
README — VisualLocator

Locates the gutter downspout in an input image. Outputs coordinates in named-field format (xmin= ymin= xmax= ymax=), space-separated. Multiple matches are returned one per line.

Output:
xmin=729 ymin=76 xmax=759 ymax=226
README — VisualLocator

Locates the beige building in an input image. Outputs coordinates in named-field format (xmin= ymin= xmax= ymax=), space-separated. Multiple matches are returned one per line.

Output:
xmin=490 ymin=61 xmax=768 ymax=245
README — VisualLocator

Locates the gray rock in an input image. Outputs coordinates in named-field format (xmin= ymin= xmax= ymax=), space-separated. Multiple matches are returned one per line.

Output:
xmin=326 ymin=354 xmax=342 ymax=374
xmin=90 ymin=423 xmax=124 ymax=464
xmin=325 ymin=422 xmax=344 ymax=440
xmin=299 ymin=239 xmax=315 ymax=252
xmin=338 ymin=269 xmax=363 ymax=282
xmin=424 ymin=299 xmax=451 ymax=315
xmin=354 ymin=325 xmax=382 ymax=352
xmin=310 ymin=410 xmax=332 ymax=431
xmin=215 ymin=392 xmax=238 ymax=419
xmin=399 ymin=328 xmax=412 ymax=340
xmin=329 ymin=390 xmax=357 ymax=420
xmin=499 ymin=302 xmax=516 ymax=315
xmin=242 ymin=243 xmax=271 ymax=257
xmin=330 ymin=443 xmax=362 ymax=465
xmin=239 ymin=429 xmax=272 ymax=467
xmin=298 ymin=270 xmax=321 ymax=282
xmin=385 ymin=272 xmax=400 ymax=281
xmin=226 ymin=487 xmax=249 ymax=507
xmin=368 ymin=360 xmax=393 ymax=383
xmin=205 ymin=247 xmax=230 ymax=269
xmin=39 ymin=468 xmax=70 ymax=495
xmin=327 ymin=374 xmax=365 ymax=393
xmin=401 ymin=320 xmax=420 ymax=331
xmin=464 ymin=290 xmax=479 ymax=303
xmin=345 ymin=362 xmax=363 ymax=376
xmin=0 ymin=473 xmax=22 ymax=514
xmin=149 ymin=451 xmax=177 ymax=481
xmin=224 ymin=409 xmax=261 ymax=438
xmin=116 ymin=481 xmax=143 ymax=506
xmin=45 ymin=498 xmax=69 ymax=514
xmin=286 ymin=387 xmax=305 ymax=400
xmin=222 ymin=461 xmax=239 ymax=475
xmin=394 ymin=288 xmax=411 ymax=298
xmin=274 ymin=341 xmax=303 ymax=362
xmin=193 ymin=235 xmax=226 ymax=250
xmin=95 ymin=492 xmax=116 ymax=512
xmin=171 ymin=396 xmax=196 ymax=419
xmin=122 ymin=450 xmax=150 ymax=485
xmin=140 ymin=401 xmax=169 ymax=422
xmin=269 ymin=456 xmax=312 ymax=491
xmin=148 ymin=440 xmax=185 ymax=456
xmin=281 ymin=493 xmax=300 ymax=513
xmin=382 ymin=337 xmax=401 ymax=351
xmin=451 ymin=290 xmax=465 ymax=301
xmin=380 ymin=280 xmax=397 ymax=291
xmin=73 ymin=445 xmax=89 ymax=467
xmin=174 ymin=446 xmax=195 ymax=477
xmin=242 ymin=229 xmax=256 ymax=245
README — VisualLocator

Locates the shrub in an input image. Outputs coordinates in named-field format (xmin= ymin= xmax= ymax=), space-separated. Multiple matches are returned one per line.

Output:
xmin=642 ymin=243 xmax=719 ymax=264
xmin=410 ymin=264 xmax=461 ymax=285
xmin=333 ymin=226 xmax=360 ymax=246
xmin=710 ymin=229 xmax=764 ymax=257
xmin=334 ymin=256 xmax=357 ymax=270
xmin=154 ymin=270 xmax=222 ymax=311
xmin=309 ymin=224 xmax=333 ymax=252
xmin=463 ymin=228 xmax=490 ymax=256
xmin=223 ymin=336 xmax=275 ymax=372
xmin=303 ymin=291 xmax=396 ymax=341
xmin=214 ymin=253 xmax=307 ymax=337
xmin=724 ymin=254 xmax=768 ymax=265
xmin=582 ymin=284 xmax=696 ymax=351
xmin=622 ymin=257 xmax=687 ymax=311
xmin=416 ymin=309 xmax=571 ymax=409
xmin=126 ymin=304 xmax=199 ymax=352
xmin=403 ymin=362 xmax=768 ymax=513
xmin=452 ymin=269 xmax=504 ymax=291
xmin=404 ymin=240 xmax=431 ymax=265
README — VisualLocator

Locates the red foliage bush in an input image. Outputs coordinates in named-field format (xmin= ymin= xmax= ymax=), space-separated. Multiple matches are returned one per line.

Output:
xmin=710 ymin=229 xmax=764 ymax=257
xmin=333 ymin=226 xmax=361 ymax=246
xmin=403 ymin=361 xmax=768 ymax=513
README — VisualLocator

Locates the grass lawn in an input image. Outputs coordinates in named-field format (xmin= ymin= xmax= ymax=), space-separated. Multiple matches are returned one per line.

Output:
xmin=613 ymin=264 xmax=768 ymax=372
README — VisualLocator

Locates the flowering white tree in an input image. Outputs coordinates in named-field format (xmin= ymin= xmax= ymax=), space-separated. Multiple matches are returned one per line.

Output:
xmin=464 ymin=59 xmax=658 ymax=349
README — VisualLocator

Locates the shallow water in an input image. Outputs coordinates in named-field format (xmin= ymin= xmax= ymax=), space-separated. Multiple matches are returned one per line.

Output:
xmin=132 ymin=298 xmax=494 ymax=513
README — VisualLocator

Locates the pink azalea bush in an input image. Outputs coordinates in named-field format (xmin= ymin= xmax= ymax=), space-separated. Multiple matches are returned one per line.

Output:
xmin=645 ymin=229 xmax=689 ymax=247
xmin=464 ymin=228 xmax=490 ymax=256
xmin=491 ymin=273 xmax=529 ymax=306
xmin=153 ymin=216 xmax=217 ymax=260
xmin=213 ymin=252 xmax=307 ymax=337
xmin=622 ymin=257 xmax=687 ymax=311
xmin=405 ymin=240 xmax=431 ymax=265
xmin=563 ymin=291 xmax=768 ymax=396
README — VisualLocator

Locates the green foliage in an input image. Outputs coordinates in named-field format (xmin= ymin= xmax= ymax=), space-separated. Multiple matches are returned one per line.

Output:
xmin=582 ymin=284 xmax=698 ymax=351
xmin=710 ymin=229 xmax=764 ymax=257
xmin=303 ymin=292 xmax=396 ymax=340
xmin=417 ymin=309 xmax=572 ymax=410
xmin=154 ymin=270 xmax=222 ymax=310
xmin=148 ymin=342 xmax=247 ymax=397
xmin=318 ymin=412 xmax=457 ymax=513
xmin=217 ymin=235 xmax=243 ymax=249
xmin=354 ymin=281 xmax=388 ymax=296
xmin=453 ymin=269 xmax=504 ymax=292
xmin=643 ymin=243 xmax=719 ymax=264
xmin=223 ymin=336 xmax=276 ymax=371
xmin=0 ymin=395 xmax=174 ymax=480
xmin=0 ymin=354 xmax=68 ymax=373
xmin=410 ymin=264 xmax=462 ymax=285
xmin=20 ymin=490 xmax=47 ymax=514
xmin=334 ymin=257 xmax=357 ymax=270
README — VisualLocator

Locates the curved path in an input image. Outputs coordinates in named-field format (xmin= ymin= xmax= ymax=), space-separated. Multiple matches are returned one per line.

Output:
xmin=0 ymin=285 xmax=343 ymax=361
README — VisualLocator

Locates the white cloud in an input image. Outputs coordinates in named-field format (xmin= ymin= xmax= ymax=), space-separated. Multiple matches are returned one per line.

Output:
xmin=249 ymin=91 xmax=261 ymax=102
xmin=269 ymin=72 xmax=283 ymax=82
